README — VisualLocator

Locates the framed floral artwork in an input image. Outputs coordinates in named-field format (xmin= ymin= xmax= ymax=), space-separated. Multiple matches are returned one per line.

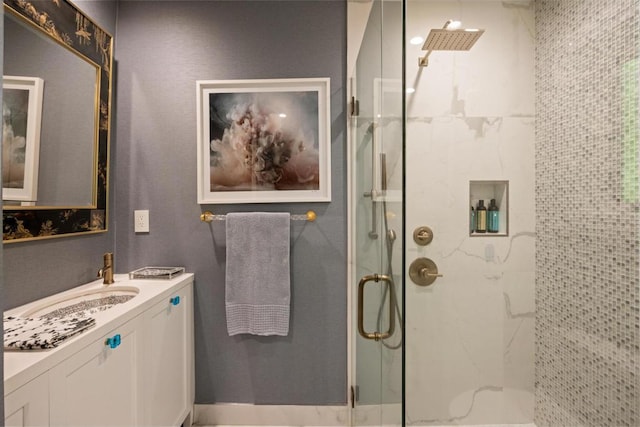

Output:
xmin=196 ymin=78 xmax=331 ymax=204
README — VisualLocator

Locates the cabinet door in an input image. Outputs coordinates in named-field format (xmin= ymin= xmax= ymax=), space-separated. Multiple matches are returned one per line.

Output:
xmin=143 ymin=283 xmax=193 ymax=427
xmin=49 ymin=315 xmax=144 ymax=427
xmin=4 ymin=373 xmax=49 ymax=427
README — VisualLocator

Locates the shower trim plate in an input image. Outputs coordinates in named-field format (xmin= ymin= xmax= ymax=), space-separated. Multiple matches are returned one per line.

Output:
xmin=409 ymin=258 xmax=443 ymax=286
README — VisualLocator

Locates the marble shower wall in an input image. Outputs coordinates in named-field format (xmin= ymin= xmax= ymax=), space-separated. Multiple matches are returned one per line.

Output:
xmin=535 ymin=1 xmax=640 ymax=426
xmin=404 ymin=1 xmax=535 ymax=425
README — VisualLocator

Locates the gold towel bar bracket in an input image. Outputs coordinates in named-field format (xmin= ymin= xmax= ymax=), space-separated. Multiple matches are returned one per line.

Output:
xmin=200 ymin=210 xmax=317 ymax=223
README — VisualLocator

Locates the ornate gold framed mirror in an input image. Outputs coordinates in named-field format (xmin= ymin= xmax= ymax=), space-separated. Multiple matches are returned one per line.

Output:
xmin=2 ymin=0 xmax=112 ymax=243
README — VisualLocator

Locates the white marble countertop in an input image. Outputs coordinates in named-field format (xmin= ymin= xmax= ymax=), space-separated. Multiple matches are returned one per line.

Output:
xmin=3 ymin=272 xmax=194 ymax=395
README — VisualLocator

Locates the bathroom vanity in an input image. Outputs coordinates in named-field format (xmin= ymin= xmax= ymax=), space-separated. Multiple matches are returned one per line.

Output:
xmin=3 ymin=273 xmax=194 ymax=427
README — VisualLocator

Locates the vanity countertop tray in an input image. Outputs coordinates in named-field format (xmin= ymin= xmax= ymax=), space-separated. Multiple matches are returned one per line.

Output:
xmin=128 ymin=266 xmax=185 ymax=280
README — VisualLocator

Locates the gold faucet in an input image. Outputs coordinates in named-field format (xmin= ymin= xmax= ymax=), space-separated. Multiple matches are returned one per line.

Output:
xmin=97 ymin=252 xmax=114 ymax=285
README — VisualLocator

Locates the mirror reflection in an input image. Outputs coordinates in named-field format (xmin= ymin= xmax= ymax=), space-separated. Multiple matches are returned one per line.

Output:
xmin=3 ymin=11 xmax=98 ymax=207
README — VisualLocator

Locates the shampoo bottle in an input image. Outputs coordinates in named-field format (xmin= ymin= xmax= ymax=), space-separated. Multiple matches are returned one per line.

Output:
xmin=488 ymin=199 xmax=499 ymax=233
xmin=476 ymin=200 xmax=487 ymax=233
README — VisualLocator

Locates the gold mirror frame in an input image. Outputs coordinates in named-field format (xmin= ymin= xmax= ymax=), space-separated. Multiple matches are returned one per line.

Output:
xmin=2 ymin=0 xmax=112 ymax=243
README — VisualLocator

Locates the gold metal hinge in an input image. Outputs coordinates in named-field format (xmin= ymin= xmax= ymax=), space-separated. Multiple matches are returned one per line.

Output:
xmin=350 ymin=385 xmax=359 ymax=408
xmin=349 ymin=96 xmax=360 ymax=117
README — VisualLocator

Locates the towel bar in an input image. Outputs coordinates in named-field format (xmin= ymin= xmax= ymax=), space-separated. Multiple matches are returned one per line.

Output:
xmin=200 ymin=210 xmax=317 ymax=223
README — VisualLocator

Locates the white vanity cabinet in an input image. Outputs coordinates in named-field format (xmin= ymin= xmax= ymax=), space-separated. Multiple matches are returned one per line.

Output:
xmin=4 ymin=274 xmax=194 ymax=427
xmin=49 ymin=315 xmax=144 ymax=426
xmin=143 ymin=283 xmax=194 ymax=426
xmin=4 ymin=373 xmax=49 ymax=427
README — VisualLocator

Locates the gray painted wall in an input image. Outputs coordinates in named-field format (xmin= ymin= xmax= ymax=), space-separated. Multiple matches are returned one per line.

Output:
xmin=113 ymin=1 xmax=347 ymax=404
xmin=2 ymin=0 xmax=346 ymax=407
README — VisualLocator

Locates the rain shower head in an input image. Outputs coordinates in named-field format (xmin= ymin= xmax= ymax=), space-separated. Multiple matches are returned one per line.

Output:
xmin=422 ymin=29 xmax=484 ymax=51
xmin=418 ymin=21 xmax=485 ymax=67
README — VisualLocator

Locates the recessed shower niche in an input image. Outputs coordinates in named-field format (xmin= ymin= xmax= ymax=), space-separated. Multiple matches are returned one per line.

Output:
xmin=469 ymin=180 xmax=508 ymax=236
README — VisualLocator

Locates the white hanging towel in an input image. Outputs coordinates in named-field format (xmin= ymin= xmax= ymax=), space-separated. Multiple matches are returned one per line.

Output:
xmin=225 ymin=212 xmax=291 ymax=336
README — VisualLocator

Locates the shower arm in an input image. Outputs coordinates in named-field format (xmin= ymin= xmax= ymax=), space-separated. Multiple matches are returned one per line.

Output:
xmin=418 ymin=51 xmax=433 ymax=67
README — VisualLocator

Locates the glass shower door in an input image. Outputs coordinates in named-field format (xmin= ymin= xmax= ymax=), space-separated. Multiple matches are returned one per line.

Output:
xmin=350 ymin=1 xmax=404 ymax=426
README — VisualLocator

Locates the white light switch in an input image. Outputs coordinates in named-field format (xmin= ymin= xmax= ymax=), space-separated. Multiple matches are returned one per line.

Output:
xmin=134 ymin=210 xmax=149 ymax=233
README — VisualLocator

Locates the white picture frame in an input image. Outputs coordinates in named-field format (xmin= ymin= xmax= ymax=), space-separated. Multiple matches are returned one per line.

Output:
xmin=2 ymin=75 xmax=44 ymax=202
xmin=196 ymin=78 xmax=331 ymax=204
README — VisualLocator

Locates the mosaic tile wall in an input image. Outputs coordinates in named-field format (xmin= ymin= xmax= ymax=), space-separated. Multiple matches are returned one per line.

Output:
xmin=535 ymin=1 xmax=640 ymax=426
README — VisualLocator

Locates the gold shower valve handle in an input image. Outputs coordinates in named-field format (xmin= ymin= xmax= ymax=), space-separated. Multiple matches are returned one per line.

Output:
xmin=420 ymin=268 xmax=443 ymax=278
xmin=409 ymin=257 xmax=443 ymax=286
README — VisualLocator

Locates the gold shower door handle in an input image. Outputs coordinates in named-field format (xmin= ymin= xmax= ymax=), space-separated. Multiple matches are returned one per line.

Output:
xmin=357 ymin=274 xmax=395 ymax=341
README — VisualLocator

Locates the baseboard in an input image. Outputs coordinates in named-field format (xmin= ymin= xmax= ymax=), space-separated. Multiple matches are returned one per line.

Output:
xmin=192 ymin=403 xmax=350 ymax=426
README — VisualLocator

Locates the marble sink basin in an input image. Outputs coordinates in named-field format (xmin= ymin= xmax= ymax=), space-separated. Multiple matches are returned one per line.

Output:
xmin=22 ymin=286 xmax=139 ymax=319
